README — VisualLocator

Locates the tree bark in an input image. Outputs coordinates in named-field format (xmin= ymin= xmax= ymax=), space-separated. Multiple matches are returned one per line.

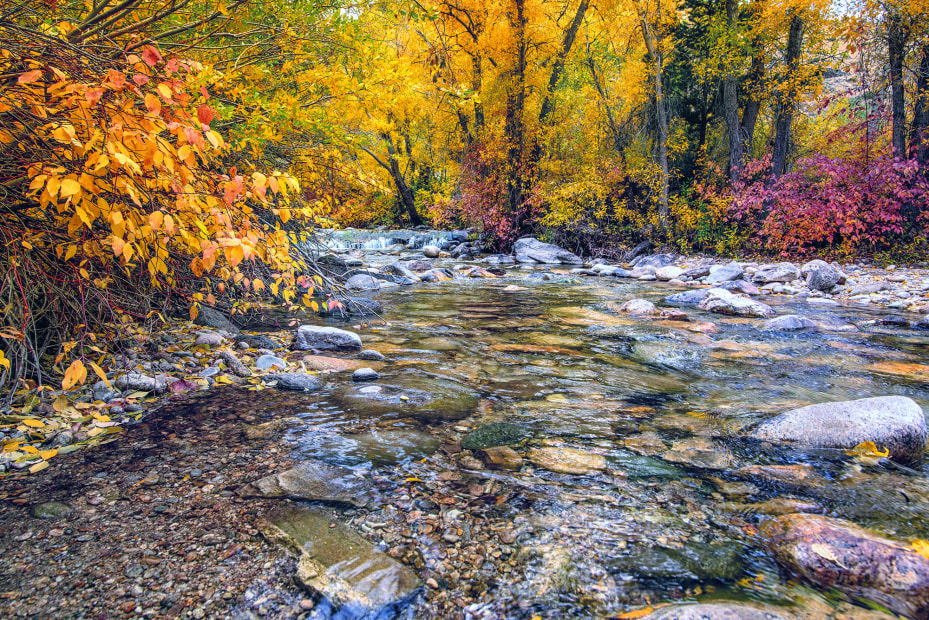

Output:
xmin=539 ymin=0 xmax=590 ymax=125
xmin=911 ymin=42 xmax=929 ymax=167
xmin=723 ymin=0 xmax=743 ymax=182
xmin=381 ymin=134 xmax=423 ymax=226
xmin=505 ymin=0 xmax=528 ymax=226
xmin=771 ymin=12 xmax=803 ymax=178
xmin=740 ymin=50 xmax=764 ymax=155
xmin=632 ymin=0 xmax=670 ymax=231
xmin=889 ymin=11 xmax=908 ymax=158
xmin=586 ymin=41 xmax=625 ymax=154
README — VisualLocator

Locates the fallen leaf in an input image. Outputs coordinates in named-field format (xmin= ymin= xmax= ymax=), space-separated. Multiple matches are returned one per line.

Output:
xmin=29 ymin=461 xmax=49 ymax=474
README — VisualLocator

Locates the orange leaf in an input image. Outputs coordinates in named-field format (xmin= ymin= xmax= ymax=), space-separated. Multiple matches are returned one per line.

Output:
xmin=197 ymin=105 xmax=214 ymax=125
xmin=145 ymin=93 xmax=161 ymax=115
xmin=18 ymin=69 xmax=42 ymax=84
xmin=226 ymin=245 xmax=244 ymax=268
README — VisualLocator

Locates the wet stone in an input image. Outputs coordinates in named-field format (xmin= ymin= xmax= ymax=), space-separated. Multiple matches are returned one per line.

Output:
xmin=29 ymin=502 xmax=73 ymax=519
xmin=238 ymin=459 xmax=371 ymax=506
xmin=351 ymin=368 xmax=379 ymax=382
xmin=479 ymin=446 xmax=523 ymax=471
xmin=357 ymin=349 xmax=386 ymax=361
xmin=292 ymin=325 xmax=363 ymax=352
xmin=267 ymin=372 xmax=324 ymax=392
xmin=527 ymin=446 xmax=607 ymax=475
xmin=254 ymin=354 xmax=287 ymax=371
xmin=261 ymin=506 xmax=421 ymax=619
xmin=461 ymin=423 xmax=529 ymax=451
xmin=761 ymin=315 xmax=818 ymax=331
xmin=645 ymin=602 xmax=799 ymax=620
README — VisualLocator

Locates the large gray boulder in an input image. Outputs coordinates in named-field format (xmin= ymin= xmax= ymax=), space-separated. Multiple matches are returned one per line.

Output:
xmin=344 ymin=274 xmax=381 ymax=291
xmin=293 ymin=326 xmax=362 ymax=351
xmin=698 ymin=288 xmax=775 ymax=318
xmin=193 ymin=305 xmax=239 ymax=334
xmin=513 ymin=237 xmax=583 ymax=264
xmin=761 ymin=513 xmax=929 ymax=619
xmin=750 ymin=396 xmax=927 ymax=462
xmin=802 ymin=259 xmax=844 ymax=291
xmin=666 ymin=289 xmax=711 ymax=306
xmin=635 ymin=253 xmax=675 ymax=269
xmin=753 ymin=262 xmax=801 ymax=284
xmin=705 ymin=262 xmax=744 ymax=285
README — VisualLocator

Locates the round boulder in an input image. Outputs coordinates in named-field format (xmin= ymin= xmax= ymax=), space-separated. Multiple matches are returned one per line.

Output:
xmin=750 ymin=396 xmax=927 ymax=462
xmin=422 ymin=245 xmax=440 ymax=258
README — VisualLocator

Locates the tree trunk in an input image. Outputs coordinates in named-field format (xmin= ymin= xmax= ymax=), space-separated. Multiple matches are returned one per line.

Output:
xmin=539 ymin=0 xmax=590 ymax=125
xmin=889 ymin=11 xmax=907 ymax=158
xmin=724 ymin=0 xmax=743 ymax=182
xmin=911 ymin=42 xmax=929 ymax=167
xmin=633 ymin=0 xmax=670 ymax=231
xmin=472 ymin=54 xmax=485 ymax=133
xmin=382 ymin=134 xmax=423 ymax=226
xmin=505 ymin=0 xmax=528 ymax=227
xmin=586 ymin=41 xmax=624 ymax=154
xmin=771 ymin=12 xmax=803 ymax=178
xmin=740 ymin=50 xmax=764 ymax=155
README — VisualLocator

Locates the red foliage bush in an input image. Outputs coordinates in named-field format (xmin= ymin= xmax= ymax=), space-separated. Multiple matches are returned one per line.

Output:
xmin=729 ymin=154 xmax=929 ymax=255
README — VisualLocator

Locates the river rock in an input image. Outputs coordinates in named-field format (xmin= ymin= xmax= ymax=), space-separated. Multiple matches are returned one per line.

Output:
xmin=682 ymin=265 xmax=711 ymax=279
xmin=405 ymin=260 xmax=433 ymax=272
xmin=753 ymin=262 xmax=801 ymax=284
xmin=666 ymin=289 xmax=711 ymax=306
xmin=344 ymin=274 xmax=381 ymax=290
xmin=29 ymin=501 xmax=74 ymax=519
xmin=661 ymin=437 xmax=734 ymax=470
xmin=705 ymin=262 xmax=744 ymax=285
xmin=601 ymin=266 xmax=634 ymax=278
xmin=718 ymin=279 xmax=760 ymax=295
xmin=293 ymin=326 xmax=362 ymax=351
xmin=655 ymin=266 xmax=685 ymax=281
xmin=358 ymin=349 xmax=386 ymax=361
xmin=193 ymin=305 xmax=239 ymax=334
xmin=479 ymin=446 xmax=523 ymax=471
xmin=750 ymin=396 xmax=927 ymax=462
xmin=239 ymin=459 xmax=370 ymax=505
xmin=461 ymin=423 xmax=529 ymax=450
xmin=760 ymin=513 xmax=929 ymax=619
xmin=261 ymin=506 xmax=421 ymax=618
xmin=255 ymin=354 xmax=288 ymax=371
xmin=114 ymin=372 xmax=167 ymax=394
xmin=381 ymin=263 xmax=420 ymax=282
xmin=850 ymin=281 xmax=891 ymax=296
xmin=234 ymin=334 xmax=280 ymax=350
xmin=527 ymin=446 xmax=606 ymax=475
xmin=802 ymin=259 xmax=844 ymax=291
xmin=422 ymin=245 xmax=440 ymax=258
xmin=303 ymin=355 xmax=377 ymax=372
xmin=618 ymin=299 xmax=658 ymax=315
xmin=352 ymin=368 xmax=379 ymax=382
xmin=218 ymin=350 xmax=251 ymax=377
xmin=267 ymin=372 xmax=324 ymax=392
xmin=645 ymin=603 xmax=798 ymax=620
xmin=915 ymin=315 xmax=929 ymax=330
xmin=513 ymin=237 xmax=583 ymax=264
xmin=316 ymin=255 xmax=350 ymax=278
xmin=635 ymin=254 xmax=675 ymax=269
xmin=419 ymin=268 xmax=453 ymax=282
xmin=332 ymin=374 xmax=479 ymax=422
xmin=698 ymin=288 xmax=775 ymax=318
xmin=761 ymin=315 xmax=818 ymax=331
xmin=194 ymin=331 xmax=224 ymax=347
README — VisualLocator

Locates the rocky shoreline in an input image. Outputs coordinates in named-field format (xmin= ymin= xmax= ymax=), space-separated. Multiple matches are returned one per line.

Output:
xmin=2 ymin=233 xmax=929 ymax=619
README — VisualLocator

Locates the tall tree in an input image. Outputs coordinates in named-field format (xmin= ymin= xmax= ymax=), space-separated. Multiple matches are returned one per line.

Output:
xmin=771 ymin=10 xmax=804 ymax=177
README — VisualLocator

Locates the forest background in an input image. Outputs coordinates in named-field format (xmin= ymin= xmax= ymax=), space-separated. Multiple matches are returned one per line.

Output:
xmin=0 ymin=0 xmax=928 ymax=393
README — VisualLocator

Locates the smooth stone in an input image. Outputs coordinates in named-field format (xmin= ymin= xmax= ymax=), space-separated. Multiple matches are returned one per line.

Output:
xmin=479 ymin=446 xmax=523 ymax=471
xmin=358 ymin=349 xmax=386 ymax=361
xmin=239 ymin=459 xmax=370 ymax=505
xmin=194 ymin=331 xmax=224 ymax=347
xmin=750 ymin=396 xmax=927 ymax=463
xmin=255 ymin=354 xmax=288 ymax=371
xmin=682 ymin=265 xmax=711 ymax=279
xmin=513 ymin=237 xmax=583 ymax=264
xmin=192 ymin=305 xmax=239 ymax=334
xmin=698 ymin=288 xmax=775 ymax=318
xmin=527 ymin=446 xmax=606 ymax=475
xmin=29 ymin=501 xmax=74 ymax=519
xmin=422 ymin=245 xmax=440 ymax=258
xmin=261 ymin=506 xmax=421 ymax=618
xmin=344 ymin=274 xmax=381 ymax=290
xmin=352 ymin=368 xmax=379 ymax=382
xmin=303 ymin=355 xmax=379 ymax=373
xmin=419 ymin=269 xmax=454 ymax=282
xmin=381 ymin=263 xmax=420 ymax=282
xmin=753 ymin=262 xmax=801 ymax=284
xmin=405 ymin=260 xmax=434 ymax=272
xmin=268 ymin=372 xmax=325 ymax=392
xmin=645 ymin=602 xmax=798 ymax=620
xmin=665 ymin=289 xmax=710 ymax=306
xmin=601 ymin=266 xmax=634 ymax=278
xmin=850 ymin=281 xmax=891 ymax=295
xmin=199 ymin=366 xmax=220 ymax=378
xmin=761 ymin=513 xmax=929 ymax=619
xmin=636 ymin=254 xmax=675 ymax=269
xmin=802 ymin=259 xmax=844 ymax=291
xmin=483 ymin=254 xmax=515 ymax=265
xmin=461 ymin=423 xmax=529 ymax=450
xmin=705 ymin=262 xmax=744 ymax=285
xmin=618 ymin=299 xmax=658 ymax=315
xmin=332 ymin=374 xmax=479 ymax=422
xmin=655 ymin=265 xmax=685 ymax=281
xmin=717 ymin=279 xmax=761 ymax=295
xmin=661 ymin=437 xmax=734 ymax=470
xmin=293 ymin=326 xmax=362 ymax=351
xmin=761 ymin=315 xmax=818 ymax=331
xmin=114 ymin=372 xmax=167 ymax=394
xmin=218 ymin=350 xmax=251 ymax=377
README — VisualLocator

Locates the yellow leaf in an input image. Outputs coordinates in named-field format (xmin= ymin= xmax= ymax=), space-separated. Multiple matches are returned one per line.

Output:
xmin=149 ymin=211 xmax=164 ymax=230
xmin=22 ymin=419 xmax=45 ymax=428
xmin=21 ymin=445 xmax=38 ymax=454
xmin=845 ymin=441 xmax=889 ymax=458
xmin=29 ymin=461 xmax=49 ymax=474
xmin=157 ymin=83 xmax=173 ymax=100
xmin=226 ymin=244 xmax=244 ymax=268
xmin=65 ymin=244 xmax=78 ymax=261
xmin=613 ymin=608 xmax=654 ymax=620
xmin=912 ymin=539 xmax=929 ymax=560
xmin=39 ymin=449 xmax=57 ymax=460
xmin=189 ymin=303 xmax=200 ymax=321
xmin=0 ymin=350 xmax=10 ymax=372
xmin=87 ymin=427 xmax=104 ymax=438
xmin=92 ymin=413 xmax=111 ymax=423
xmin=3 ymin=442 xmax=21 ymax=452
xmin=88 ymin=361 xmax=110 ymax=388
xmin=62 ymin=359 xmax=87 ymax=390
xmin=60 ymin=179 xmax=81 ymax=198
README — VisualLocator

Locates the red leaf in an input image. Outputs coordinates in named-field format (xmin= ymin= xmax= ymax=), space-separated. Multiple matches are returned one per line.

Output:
xmin=18 ymin=69 xmax=42 ymax=84
xmin=197 ymin=104 xmax=214 ymax=126
xmin=106 ymin=70 xmax=126 ymax=89
xmin=200 ymin=86 xmax=210 ymax=101
xmin=133 ymin=73 xmax=150 ymax=87
xmin=141 ymin=45 xmax=163 ymax=67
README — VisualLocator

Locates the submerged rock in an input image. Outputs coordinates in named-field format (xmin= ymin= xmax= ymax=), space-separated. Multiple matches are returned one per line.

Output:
xmin=750 ymin=396 xmax=927 ymax=462
xmin=618 ymin=299 xmax=658 ymax=315
xmin=761 ymin=513 xmax=929 ymax=619
xmin=114 ymin=372 xmax=167 ymax=394
xmin=527 ymin=446 xmax=606 ymax=475
xmin=344 ymin=274 xmax=381 ymax=291
xmin=461 ymin=422 xmax=529 ymax=450
xmin=261 ymin=506 xmax=421 ymax=618
xmin=293 ymin=325 xmax=362 ymax=351
xmin=267 ymin=372 xmax=324 ymax=392
xmin=645 ymin=603 xmax=798 ymax=620
xmin=357 ymin=349 xmax=386 ymax=361
xmin=513 ymin=237 xmax=583 ymax=264
xmin=29 ymin=501 xmax=74 ymax=519
xmin=761 ymin=315 xmax=818 ymax=331
xmin=239 ymin=459 xmax=371 ymax=505
xmin=698 ymin=288 xmax=775 ymax=318
xmin=479 ymin=446 xmax=523 ymax=471
xmin=332 ymin=374 xmax=479 ymax=422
